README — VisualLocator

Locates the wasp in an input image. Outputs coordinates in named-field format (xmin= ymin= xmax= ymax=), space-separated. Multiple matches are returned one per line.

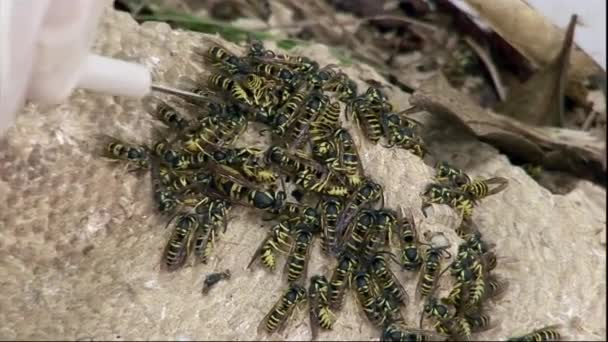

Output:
xmin=422 ymin=183 xmax=474 ymax=219
xmin=208 ymin=73 xmax=253 ymax=106
xmin=322 ymin=71 xmax=358 ymax=103
xmin=459 ymin=177 xmax=509 ymax=201
xmin=265 ymin=145 xmax=323 ymax=177
xmin=101 ymin=135 xmax=150 ymax=170
xmin=341 ymin=209 xmax=376 ymax=257
xmin=311 ymin=138 xmax=340 ymax=170
xmin=328 ymin=252 xmax=359 ymax=310
xmin=144 ymin=96 xmax=192 ymax=131
xmin=284 ymin=227 xmax=314 ymax=283
xmin=254 ymin=61 xmax=296 ymax=86
xmin=369 ymin=254 xmax=408 ymax=306
xmin=372 ymin=208 xmax=398 ymax=246
xmin=248 ymin=219 xmax=294 ymax=271
xmin=181 ymin=124 xmax=225 ymax=152
xmin=309 ymin=275 xmax=334 ymax=339
xmin=350 ymin=105 xmax=384 ymax=145
xmin=241 ymin=73 xmax=280 ymax=109
xmin=507 ymin=325 xmax=561 ymax=341
xmin=167 ymin=171 xmax=214 ymax=194
xmin=334 ymin=179 xmax=384 ymax=252
xmin=247 ymin=39 xmax=275 ymax=59
xmin=434 ymin=162 xmax=471 ymax=187
xmin=203 ymin=144 xmax=277 ymax=184
xmin=273 ymin=54 xmax=319 ymax=74
xmin=385 ymin=125 xmax=426 ymax=158
xmin=151 ymin=139 xmax=192 ymax=170
xmin=161 ymin=214 xmax=198 ymax=272
xmin=398 ymin=208 xmax=423 ymax=271
xmin=380 ymin=112 xmax=426 ymax=157
xmin=192 ymin=199 xmax=231 ymax=264
xmin=206 ymin=164 xmax=287 ymax=212
xmin=289 ymin=92 xmax=330 ymax=147
xmin=201 ymin=45 xmax=250 ymax=75
xmin=296 ymin=168 xmax=350 ymax=198
xmin=421 ymin=297 xmax=471 ymax=340
xmin=382 ymin=323 xmax=447 ymax=342
xmin=315 ymin=99 xmax=341 ymax=129
xmin=416 ymin=241 xmax=451 ymax=299
xmin=333 ymin=128 xmax=364 ymax=188
xmin=150 ymin=156 xmax=178 ymax=214
xmin=464 ymin=311 xmax=493 ymax=333
xmin=320 ymin=198 xmax=342 ymax=255
xmin=202 ymin=269 xmax=231 ymax=295
xmin=353 ymin=270 xmax=386 ymax=327
xmin=258 ymin=284 xmax=308 ymax=334
xmin=485 ymin=274 xmax=509 ymax=301
xmin=271 ymin=85 xmax=310 ymax=136
xmin=346 ymin=86 xmax=392 ymax=144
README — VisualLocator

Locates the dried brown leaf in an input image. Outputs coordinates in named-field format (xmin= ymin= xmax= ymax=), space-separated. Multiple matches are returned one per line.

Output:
xmin=493 ymin=14 xmax=577 ymax=127
xmin=464 ymin=0 xmax=603 ymax=105
xmin=410 ymin=74 xmax=605 ymax=177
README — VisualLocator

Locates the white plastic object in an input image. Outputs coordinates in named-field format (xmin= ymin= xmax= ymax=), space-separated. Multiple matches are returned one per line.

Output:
xmin=0 ymin=0 xmax=152 ymax=134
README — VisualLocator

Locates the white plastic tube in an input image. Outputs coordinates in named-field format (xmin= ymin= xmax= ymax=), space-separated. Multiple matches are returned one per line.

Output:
xmin=0 ymin=0 xmax=152 ymax=134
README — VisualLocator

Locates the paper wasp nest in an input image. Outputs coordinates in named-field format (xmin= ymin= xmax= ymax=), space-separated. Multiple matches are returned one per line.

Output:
xmin=0 ymin=6 xmax=605 ymax=341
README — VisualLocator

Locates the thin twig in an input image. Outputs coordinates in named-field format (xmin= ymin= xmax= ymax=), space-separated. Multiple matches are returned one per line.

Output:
xmin=582 ymin=110 xmax=598 ymax=131
xmin=463 ymin=36 xmax=507 ymax=101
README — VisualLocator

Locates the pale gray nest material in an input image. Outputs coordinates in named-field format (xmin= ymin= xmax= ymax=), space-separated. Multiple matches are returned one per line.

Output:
xmin=0 ymin=7 xmax=606 ymax=342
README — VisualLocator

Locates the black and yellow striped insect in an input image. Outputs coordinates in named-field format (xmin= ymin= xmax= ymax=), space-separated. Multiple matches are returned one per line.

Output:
xmin=151 ymin=139 xmax=193 ymax=170
xmin=258 ymin=284 xmax=308 ymax=335
xmin=248 ymin=219 xmax=294 ymax=271
xmin=316 ymin=99 xmax=342 ymax=129
xmin=320 ymin=198 xmax=342 ymax=255
xmin=353 ymin=270 xmax=386 ymax=327
xmin=328 ymin=252 xmax=359 ymax=310
xmin=421 ymin=296 xmax=472 ymax=340
xmin=161 ymin=214 xmax=198 ymax=272
xmin=289 ymin=91 xmax=330 ymax=147
xmin=144 ymin=96 xmax=192 ymax=131
xmin=201 ymin=45 xmax=250 ymax=75
xmin=434 ymin=162 xmax=471 ymax=187
xmin=507 ymin=325 xmax=561 ymax=341
xmin=201 ymin=163 xmax=287 ymax=212
xmin=382 ymin=323 xmax=447 ymax=342
xmin=459 ymin=177 xmax=509 ymax=201
xmin=422 ymin=183 xmax=474 ymax=219
xmin=334 ymin=179 xmax=384 ymax=252
xmin=398 ymin=208 xmax=423 ymax=271
xmin=271 ymin=85 xmax=310 ymax=136
xmin=334 ymin=128 xmax=364 ymax=188
xmin=370 ymin=254 xmax=409 ymax=306
xmin=416 ymin=241 xmax=451 ymax=299
xmin=311 ymin=138 xmax=340 ymax=170
xmin=341 ymin=209 xmax=376 ymax=257
xmin=308 ymin=275 xmax=334 ymax=339
xmin=208 ymin=73 xmax=253 ymax=106
xmin=100 ymin=135 xmax=150 ymax=170
xmin=296 ymin=168 xmax=350 ymax=198
xmin=464 ymin=311 xmax=493 ymax=333
xmin=150 ymin=157 xmax=178 ymax=214
xmin=284 ymin=227 xmax=314 ymax=283
xmin=192 ymin=199 xmax=231 ymax=264
xmin=265 ymin=145 xmax=323 ymax=177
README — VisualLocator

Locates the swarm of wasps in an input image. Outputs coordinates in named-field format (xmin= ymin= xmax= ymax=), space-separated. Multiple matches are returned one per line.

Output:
xmin=99 ymin=39 xmax=561 ymax=341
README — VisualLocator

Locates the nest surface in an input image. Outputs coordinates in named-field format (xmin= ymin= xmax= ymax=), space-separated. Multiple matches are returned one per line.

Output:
xmin=0 ymin=7 xmax=605 ymax=341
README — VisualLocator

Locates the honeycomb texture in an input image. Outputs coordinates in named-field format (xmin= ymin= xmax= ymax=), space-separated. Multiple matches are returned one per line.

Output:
xmin=0 ymin=5 xmax=605 ymax=341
